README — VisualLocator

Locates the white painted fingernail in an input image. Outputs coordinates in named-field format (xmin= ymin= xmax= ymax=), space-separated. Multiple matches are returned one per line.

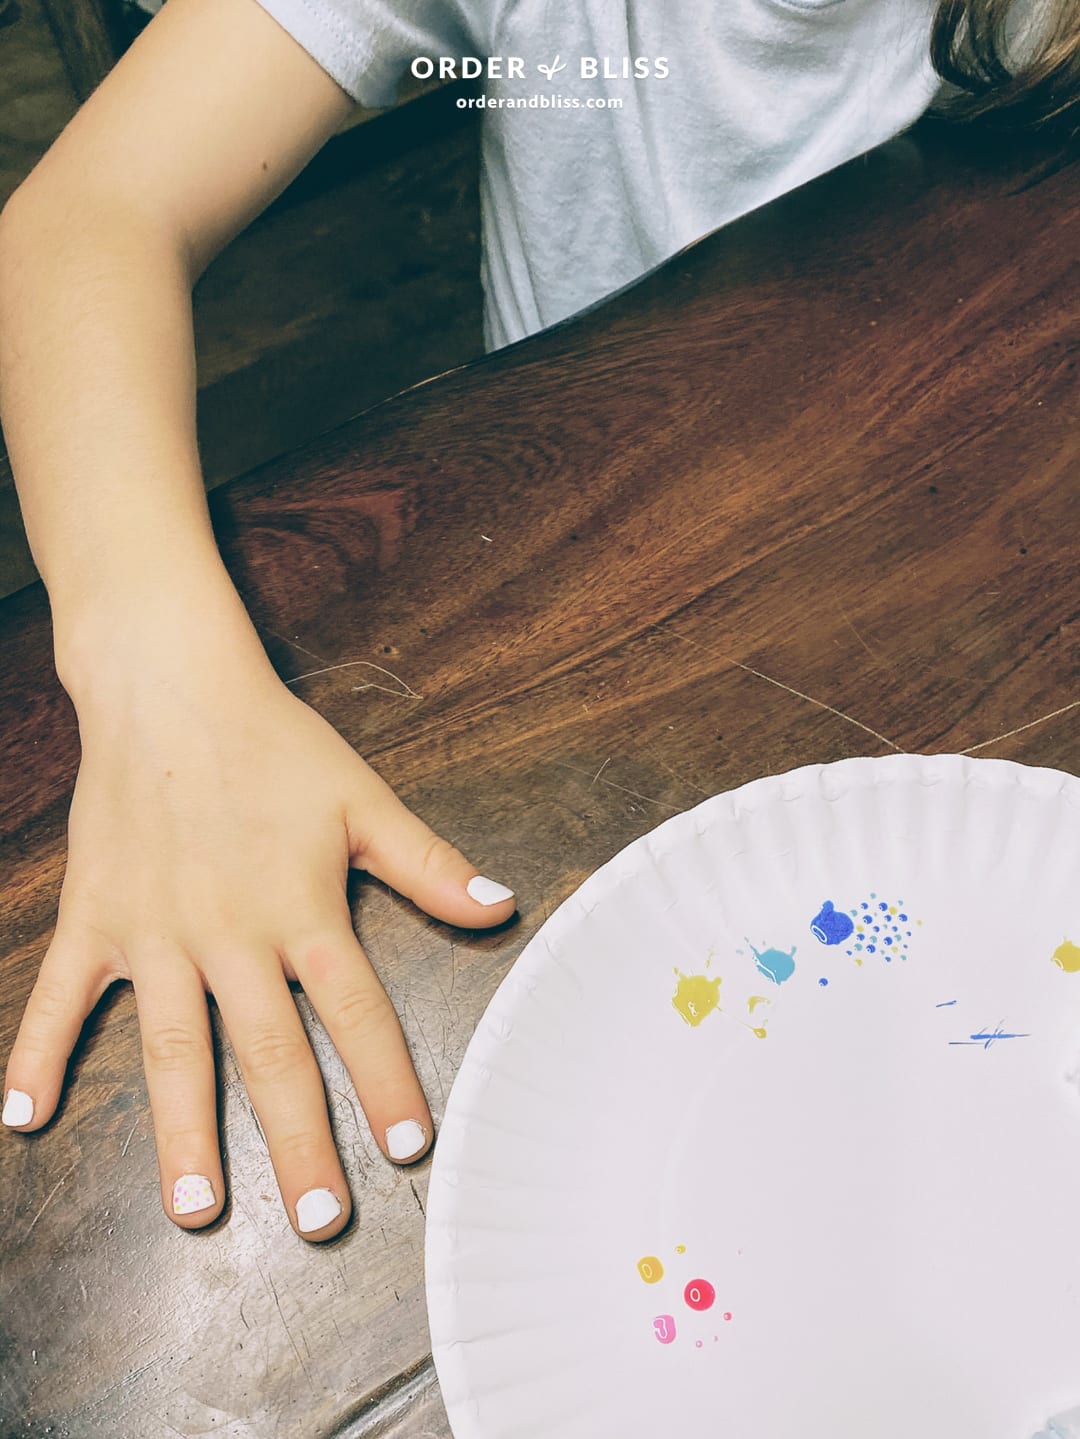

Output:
xmin=386 ymin=1119 xmax=428 ymax=1162
xmin=296 ymin=1187 xmax=342 ymax=1233
xmin=467 ymin=875 xmax=515 ymax=906
xmin=172 ymin=1174 xmax=216 ymax=1215
xmin=2 ymin=1090 xmax=33 ymax=1127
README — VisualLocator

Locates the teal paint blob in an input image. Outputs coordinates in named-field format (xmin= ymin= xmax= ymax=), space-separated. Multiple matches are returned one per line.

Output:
xmin=748 ymin=940 xmax=797 ymax=985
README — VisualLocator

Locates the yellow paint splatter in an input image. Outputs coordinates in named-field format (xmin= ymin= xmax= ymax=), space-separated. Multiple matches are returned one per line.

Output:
xmin=747 ymin=995 xmax=770 ymax=1014
xmin=750 ymin=1026 xmax=768 ymax=1040
xmin=1052 ymin=939 xmax=1080 ymax=974
xmin=638 ymin=1256 xmax=664 ymax=1283
xmin=672 ymin=970 xmax=722 ymax=1027
xmin=675 ymin=1245 xmax=686 ymax=1254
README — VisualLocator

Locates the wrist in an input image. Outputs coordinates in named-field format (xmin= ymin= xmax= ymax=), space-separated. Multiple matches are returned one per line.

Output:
xmin=51 ymin=551 xmax=276 ymax=709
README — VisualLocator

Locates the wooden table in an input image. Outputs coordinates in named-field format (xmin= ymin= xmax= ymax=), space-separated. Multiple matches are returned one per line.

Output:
xmin=1 ymin=117 xmax=1077 ymax=1438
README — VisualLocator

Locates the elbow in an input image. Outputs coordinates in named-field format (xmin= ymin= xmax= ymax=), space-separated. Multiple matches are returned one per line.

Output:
xmin=0 ymin=170 xmax=197 ymax=298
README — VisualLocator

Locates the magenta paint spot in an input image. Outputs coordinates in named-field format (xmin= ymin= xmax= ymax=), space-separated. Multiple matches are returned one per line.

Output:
xmin=723 ymin=1311 xmax=733 ymax=1322
xmin=684 ymin=1279 xmax=716 ymax=1312
xmin=653 ymin=1314 xmax=677 ymax=1345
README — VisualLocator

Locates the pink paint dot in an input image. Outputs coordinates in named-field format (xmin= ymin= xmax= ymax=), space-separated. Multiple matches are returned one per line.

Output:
xmin=723 ymin=1312 xmax=733 ymax=1322
xmin=684 ymin=1278 xmax=716 ymax=1312
xmin=695 ymin=1340 xmax=703 ymax=1348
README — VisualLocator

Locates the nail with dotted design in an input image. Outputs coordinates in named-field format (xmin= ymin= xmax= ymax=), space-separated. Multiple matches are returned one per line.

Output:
xmin=172 ymin=1174 xmax=216 ymax=1215
xmin=296 ymin=1187 xmax=342 ymax=1233
xmin=2 ymin=1090 xmax=33 ymax=1127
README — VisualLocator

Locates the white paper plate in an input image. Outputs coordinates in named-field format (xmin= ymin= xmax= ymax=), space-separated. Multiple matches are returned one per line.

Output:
xmin=426 ymin=754 xmax=1080 ymax=1438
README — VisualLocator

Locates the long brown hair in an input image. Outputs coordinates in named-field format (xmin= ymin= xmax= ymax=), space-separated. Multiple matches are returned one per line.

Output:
xmin=931 ymin=0 xmax=1080 ymax=131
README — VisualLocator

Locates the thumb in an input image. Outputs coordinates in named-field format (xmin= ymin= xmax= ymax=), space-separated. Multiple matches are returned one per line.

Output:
xmin=346 ymin=768 xmax=516 ymax=928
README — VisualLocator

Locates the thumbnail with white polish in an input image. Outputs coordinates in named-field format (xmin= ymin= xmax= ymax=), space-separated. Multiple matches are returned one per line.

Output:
xmin=2 ymin=1090 xmax=33 ymax=1127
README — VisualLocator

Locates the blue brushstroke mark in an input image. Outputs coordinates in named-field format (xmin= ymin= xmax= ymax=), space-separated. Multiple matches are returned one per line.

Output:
xmin=936 ymin=1000 xmax=958 ymax=1008
xmin=747 ymin=940 xmax=796 ymax=985
xmin=810 ymin=901 xmax=854 ymax=946
xmin=949 ymin=1023 xmax=1031 ymax=1050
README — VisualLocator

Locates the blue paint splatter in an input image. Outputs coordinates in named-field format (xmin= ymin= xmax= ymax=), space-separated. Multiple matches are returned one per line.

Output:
xmin=936 ymin=1000 xmax=957 ymax=1008
xmin=810 ymin=901 xmax=854 ymax=946
xmin=748 ymin=940 xmax=796 ymax=985
xmin=818 ymin=978 xmax=829 ymax=987
xmin=949 ymin=1024 xmax=1031 ymax=1050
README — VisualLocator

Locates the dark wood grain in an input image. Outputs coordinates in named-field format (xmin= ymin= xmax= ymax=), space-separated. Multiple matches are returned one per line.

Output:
xmin=35 ymin=0 xmax=136 ymax=103
xmin=0 ymin=119 xmax=1077 ymax=1437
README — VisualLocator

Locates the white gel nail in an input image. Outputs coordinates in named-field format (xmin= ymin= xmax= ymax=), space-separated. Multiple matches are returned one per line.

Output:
xmin=467 ymin=875 xmax=515 ymax=906
xmin=2 ymin=1090 xmax=33 ymax=1127
xmin=296 ymin=1187 xmax=342 ymax=1233
xmin=386 ymin=1119 xmax=428 ymax=1162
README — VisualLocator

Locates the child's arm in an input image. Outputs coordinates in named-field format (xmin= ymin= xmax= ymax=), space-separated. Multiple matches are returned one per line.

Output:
xmin=0 ymin=0 xmax=514 ymax=1238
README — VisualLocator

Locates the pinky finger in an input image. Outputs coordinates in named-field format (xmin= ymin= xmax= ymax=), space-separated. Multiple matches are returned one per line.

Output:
xmin=2 ymin=935 xmax=114 ymax=1132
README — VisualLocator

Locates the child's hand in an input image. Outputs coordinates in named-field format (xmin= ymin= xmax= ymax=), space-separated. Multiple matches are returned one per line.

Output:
xmin=0 ymin=622 xmax=514 ymax=1239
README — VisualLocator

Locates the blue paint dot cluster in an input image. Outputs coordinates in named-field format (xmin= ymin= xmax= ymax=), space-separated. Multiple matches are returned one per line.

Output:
xmin=844 ymin=892 xmax=914 ymax=961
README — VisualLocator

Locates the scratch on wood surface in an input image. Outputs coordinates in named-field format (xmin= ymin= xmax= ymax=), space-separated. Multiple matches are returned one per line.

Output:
xmin=833 ymin=591 xmax=877 ymax=660
xmin=119 ymin=1120 xmax=138 ymax=1158
xmin=653 ymin=623 xmax=902 ymax=752
xmin=410 ymin=1178 xmax=426 ymax=1218
xmin=962 ymin=698 xmax=1080 ymax=754
xmin=553 ymin=760 xmax=683 ymax=812
xmin=591 ymin=756 xmax=613 ymax=785
xmin=264 ymin=629 xmax=327 ymax=666
xmin=260 ymin=1262 xmax=312 ymax=1388
xmin=285 ymin=659 xmax=423 ymax=700
xmin=24 ymin=1159 xmax=79 ymax=1238
xmin=405 ymin=1002 xmax=446 ymax=1103
xmin=650 ymin=751 xmax=712 ymax=797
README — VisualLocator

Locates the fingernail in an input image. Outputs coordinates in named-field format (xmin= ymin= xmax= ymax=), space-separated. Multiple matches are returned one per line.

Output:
xmin=172 ymin=1174 xmax=216 ymax=1216
xmin=296 ymin=1187 xmax=342 ymax=1233
xmin=467 ymin=875 xmax=515 ymax=906
xmin=2 ymin=1090 xmax=33 ymax=1127
xmin=385 ymin=1119 xmax=429 ymax=1162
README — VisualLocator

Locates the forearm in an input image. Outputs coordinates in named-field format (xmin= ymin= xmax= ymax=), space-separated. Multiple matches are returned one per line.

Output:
xmin=0 ymin=185 xmax=267 ymax=697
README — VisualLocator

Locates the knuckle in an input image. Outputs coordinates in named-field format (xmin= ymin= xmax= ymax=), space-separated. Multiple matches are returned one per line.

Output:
xmin=332 ymin=980 xmax=395 ymax=1041
xmin=418 ymin=831 xmax=459 ymax=880
xmin=293 ymin=940 xmax=344 ymax=988
xmin=27 ymin=971 xmax=77 ymax=1025
xmin=271 ymin=1127 xmax=325 ymax=1170
xmin=161 ymin=1124 xmax=209 ymax=1154
xmin=240 ymin=1027 xmax=312 ymax=1085
xmin=142 ymin=1024 xmax=211 ymax=1073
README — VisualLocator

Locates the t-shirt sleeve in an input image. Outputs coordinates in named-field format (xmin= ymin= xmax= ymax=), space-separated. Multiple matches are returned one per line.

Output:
xmin=251 ymin=0 xmax=480 ymax=108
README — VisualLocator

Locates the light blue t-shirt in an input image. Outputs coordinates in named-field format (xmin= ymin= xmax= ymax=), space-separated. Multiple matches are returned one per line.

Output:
xmin=252 ymin=0 xmax=944 ymax=348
